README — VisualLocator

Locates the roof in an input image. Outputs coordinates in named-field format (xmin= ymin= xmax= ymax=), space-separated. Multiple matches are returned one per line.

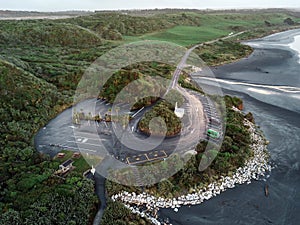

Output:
xmin=61 ymin=159 xmax=74 ymax=167
xmin=57 ymin=153 xmax=65 ymax=158
xmin=73 ymin=152 xmax=81 ymax=155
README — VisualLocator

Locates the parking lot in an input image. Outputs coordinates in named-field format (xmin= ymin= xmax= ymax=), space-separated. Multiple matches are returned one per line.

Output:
xmin=45 ymin=94 xmax=223 ymax=166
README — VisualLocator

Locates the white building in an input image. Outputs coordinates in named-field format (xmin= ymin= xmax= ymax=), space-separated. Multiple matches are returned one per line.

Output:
xmin=174 ymin=102 xmax=185 ymax=118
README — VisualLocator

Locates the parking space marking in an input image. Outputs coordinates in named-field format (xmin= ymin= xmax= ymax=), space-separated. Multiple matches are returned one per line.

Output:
xmin=76 ymin=142 xmax=105 ymax=148
xmin=52 ymin=143 xmax=97 ymax=153
xmin=126 ymin=150 xmax=168 ymax=165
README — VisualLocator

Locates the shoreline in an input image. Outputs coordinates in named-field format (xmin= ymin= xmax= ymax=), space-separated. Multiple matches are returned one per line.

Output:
xmin=289 ymin=35 xmax=300 ymax=63
xmin=196 ymin=26 xmax=300 ymax=69
xmin=242 ymin=28 xmax=300 ymax=61
xmin=210 ymin=27 xmax=300 ymax=114
xmin=111 ymin=109 xmax=271 ymax=224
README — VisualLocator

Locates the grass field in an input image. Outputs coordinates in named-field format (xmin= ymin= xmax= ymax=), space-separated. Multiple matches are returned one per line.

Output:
xmin=124 ymin=13 xmax=300 ymax=46
xmin=137 ymin=26 xmax=229 ymax=46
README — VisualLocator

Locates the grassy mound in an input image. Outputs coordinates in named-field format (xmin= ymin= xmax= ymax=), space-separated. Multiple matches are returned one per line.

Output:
xmin=0 ymin=21 xmax=102 ymax=47
xmin=139 ymin=100 xmax=182 ymax=137
xmin=99 ymin=62 xmax=200 ymax=109
xmin=0 ymin=19 xmax=113 ymax=91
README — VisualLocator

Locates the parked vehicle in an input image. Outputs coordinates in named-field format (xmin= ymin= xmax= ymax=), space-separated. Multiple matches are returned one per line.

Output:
xmin=207 ymin=129 xmax=220 ymax=139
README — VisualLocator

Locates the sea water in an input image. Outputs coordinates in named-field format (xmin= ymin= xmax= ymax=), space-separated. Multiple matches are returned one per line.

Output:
xmin=289 ymin=35 xmax=300 ymax=63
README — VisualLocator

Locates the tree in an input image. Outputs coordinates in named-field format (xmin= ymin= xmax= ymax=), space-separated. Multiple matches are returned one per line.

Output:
xmin=284 ymin=18 xmax=295 ymax=25
xmin=264 ymin=21 xmax=272 ymax=27
xmin=0 ymin=209 xmax=22 ymax=225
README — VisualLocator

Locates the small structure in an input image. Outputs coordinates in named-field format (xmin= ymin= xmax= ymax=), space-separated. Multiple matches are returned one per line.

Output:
xmin=174 ymin=102 xmax=185 ymax=118
xmin=72 ymin=152 xmax=81 ymax=159
xmin=59 ymin=159 xmax=74 ymax=173
xmin=91 ymin=165 xmax=96 ymax=175
xmin=57 ymin=153 xmax=66 ymax=158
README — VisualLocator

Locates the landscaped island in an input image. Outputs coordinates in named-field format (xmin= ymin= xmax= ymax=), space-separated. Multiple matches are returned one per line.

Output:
xmin=1 ymin=8 xmax=299 ymax=225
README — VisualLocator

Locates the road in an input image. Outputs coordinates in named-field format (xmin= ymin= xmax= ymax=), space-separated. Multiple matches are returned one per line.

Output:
xmin=166 ymin=44 xmax=199 ymax=92
xmin=167 ymin=31 xmax=246 ymax=94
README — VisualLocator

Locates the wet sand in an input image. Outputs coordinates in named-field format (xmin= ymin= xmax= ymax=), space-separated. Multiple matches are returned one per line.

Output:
xmin=160 ymin=29 xmax=300 ymax=225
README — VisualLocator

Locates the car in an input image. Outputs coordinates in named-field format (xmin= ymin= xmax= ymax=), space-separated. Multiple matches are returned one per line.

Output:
xmin=207 ymin=129 xmax=220 ymax=139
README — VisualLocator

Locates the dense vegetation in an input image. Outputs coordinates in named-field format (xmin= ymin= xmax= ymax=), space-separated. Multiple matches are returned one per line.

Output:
xmin=0 ymin=20 xmax=114 ymax=91
xmin=195 ymin=40 xmax=253 ymax=66
xmin=0 ymin=60 xmax=68 ymax=173
xmin=0 ymin=21 xmax=102 ymax=47
xmin=101 ymin=200 xmax=151 ymax=225
xmin=62 ymin=12 xmax=202 ymax=40
xmin=0 ymin=61 xmax=99 ymax=224
xmin=0 ymin=18 xmax=111 ymax=225
xmin=0 ymin=8 xmax=299 ymax=224
xmin=99 ymin=62 xmax=199 ymax=110
xmin=139 ymin=100 xmax=182 ymax=137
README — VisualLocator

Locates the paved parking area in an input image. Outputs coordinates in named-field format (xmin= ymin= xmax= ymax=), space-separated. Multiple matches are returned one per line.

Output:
xmin=52 ymin=129 xmax=110 ymax=153
xmin=52 ymin=129 xmax=169 ymax=165
xmin=126 ymin=150 xmax=167 ymax=165
xmin=47 ymin=94 xmax=223 ymax=165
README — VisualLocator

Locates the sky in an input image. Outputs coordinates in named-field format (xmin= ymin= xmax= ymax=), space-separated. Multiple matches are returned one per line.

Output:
xmin=0 ymin=0 xmax=299 ymax=12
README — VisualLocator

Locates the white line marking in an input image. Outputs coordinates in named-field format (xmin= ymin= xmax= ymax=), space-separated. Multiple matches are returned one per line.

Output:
xmin=75 ymin=135 xmax=106 ymax=142
xmin=76 ymin=142 xmax=105 ymax=148
xmin=64 ymin=143 xmax=99 ymax=153
xmin=76 ymin=147 xmax=97 ymax=153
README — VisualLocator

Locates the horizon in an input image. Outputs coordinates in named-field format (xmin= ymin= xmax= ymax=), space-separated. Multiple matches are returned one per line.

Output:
xmin=1 ymin=7 xmax=300 ymax=13
xmin=0 ymin=0 xmax=299 ymax=12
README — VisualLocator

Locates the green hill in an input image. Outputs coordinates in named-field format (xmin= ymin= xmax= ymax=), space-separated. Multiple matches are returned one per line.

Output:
xmin=0 ymin=20 xmax=113 ymax=91
xmin=0 ymin=21 xmax=102 ymax=47
xmin=0 ymin=60 xmax=67 ymax=145
xmin=63 ymin=12 xmax=201 ymax=39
